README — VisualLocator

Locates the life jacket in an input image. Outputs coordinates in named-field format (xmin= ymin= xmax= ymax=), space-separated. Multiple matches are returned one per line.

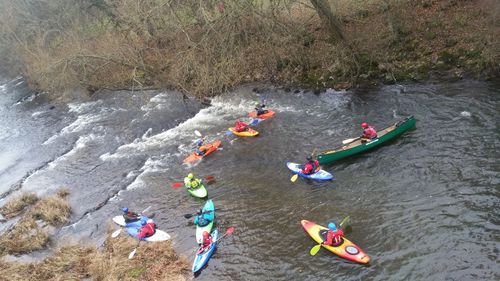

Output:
xmin=235 ymin=121 xmax=248 ymax=132
xmin=363 ymin=126 xmax=378 ymax=139
xmin=202 ymin=236 xmax=212 ymax=248
xmin=195 ymin=213 xmax=211 ymax=227
xmin=325 ymin=228 xmax=344 ymax=246
xmin=138 ymin=222 xmax=156 ymax=239
xmin=303 ymin=160 xmax=319 ymax=175
xmin=190 ymin=179 xmax=201 ymax=189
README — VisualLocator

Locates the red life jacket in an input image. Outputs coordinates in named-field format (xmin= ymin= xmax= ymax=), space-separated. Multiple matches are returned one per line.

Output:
xmin=325 ymin=228 xmax=344 ymax=246
xmin=202 ymin=236 xmax=212 ymax=248
xmin=138 ymin=222 xmax=156 ymax=239
xmin=235 ymin=121 xmax=248 ymax=132
xmin=303 ymin=160 xmax=319 ymax=175
xmin=363 ymin=126 xmax=377 ymax=139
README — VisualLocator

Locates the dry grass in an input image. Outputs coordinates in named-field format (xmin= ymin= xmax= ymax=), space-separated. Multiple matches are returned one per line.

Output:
xmin=27 ymin=192 xmax=71 ymax=226
xmin=0 ymin=234 xmax=189 ymax=281
xmin=0 ymin=217 xmax=49 ymax=255
xmin=0 ymin=0 xmax=498 ymax=96
xmin=0 ymin=192 xmax=39 ymax=219
xmin=0 ymin=189 xmax=71 ymax=255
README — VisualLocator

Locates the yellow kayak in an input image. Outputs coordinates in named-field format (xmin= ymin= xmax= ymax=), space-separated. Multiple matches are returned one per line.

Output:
xmin=301 ymin=220 xmax=370 ymax=264
xmin=228 ymin=127 xmax=259 ymax=137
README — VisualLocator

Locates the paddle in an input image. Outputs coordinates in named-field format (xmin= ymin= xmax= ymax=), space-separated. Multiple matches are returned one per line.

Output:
xmin=215 ymin=227 xmax=235 ymax=243
xmin=342 ymin=137 xmax=361 ymax=145
xmin=128 ymin=240 xmax=141 ymax=259
xmin=171 ymin=176 xmax=215 ymax=189
xmin=112 ymin=206 xmax=152 ymax=238
xmin=194 ymin=130 xmax=202 ymax=137
xmin=309 ymin=216 xmax=351 ymax=256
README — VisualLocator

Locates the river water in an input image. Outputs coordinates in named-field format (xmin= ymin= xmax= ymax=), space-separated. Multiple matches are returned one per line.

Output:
xmin=0 ymin=76 xmax=498 ymax=280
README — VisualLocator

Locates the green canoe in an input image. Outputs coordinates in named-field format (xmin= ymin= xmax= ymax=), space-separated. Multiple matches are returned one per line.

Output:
xmin=317 ymin=116 xmax=416 ymax=165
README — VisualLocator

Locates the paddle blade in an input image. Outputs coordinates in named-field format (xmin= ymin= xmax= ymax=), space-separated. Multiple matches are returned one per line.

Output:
xmin=128 ymin=248 xmax=137 ymax=259
xmin=225 ymin=130 xmax=233 ymax=136
xmin=226 ymin=227 xmax=235 ymax=236
xmin=141 ymin=206 xmax=152 ymax=214
xmin=111 ymin=228 xmax=122 ymax=238
xmin=172 ymin=182 xmax=183 ymax=189
xmin=342 ymin=138 xmax=356 ymax=144
xmin=310 ymin=244 xmax=322 ymax=256
xmin=205 ymin=176 xmax=215 ymax=185
xmin=291 ymin=174 xmax=299 ymax=182
xmin=194 ymin=130 xmax=202 ymax=137
xmin=184 ymin=213 xmax=194 ymax=219
xmin=250 ymin=119 xmax=259 ymax=125
xmin=339 ymin=216 xmax=351 ymax=227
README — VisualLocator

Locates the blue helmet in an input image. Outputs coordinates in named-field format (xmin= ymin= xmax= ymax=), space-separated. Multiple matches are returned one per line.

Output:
xmin=141 ymin=218 xmax=147 ymax=226
xmin=122 ymin=207 xmax=128 ymax=213
xmin=328 ymin=222 xmax=337 ymax=231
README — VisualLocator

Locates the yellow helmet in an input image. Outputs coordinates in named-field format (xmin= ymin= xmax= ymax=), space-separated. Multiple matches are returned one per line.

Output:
xmin=187 ymin=173 xmax=194 ymax=179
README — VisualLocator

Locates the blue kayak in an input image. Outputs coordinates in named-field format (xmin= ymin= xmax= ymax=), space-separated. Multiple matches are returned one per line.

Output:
xmin=286 ymin=162 xmax=334 ymax=181
xmin=192 ymin=229 xmax=219 ymax=272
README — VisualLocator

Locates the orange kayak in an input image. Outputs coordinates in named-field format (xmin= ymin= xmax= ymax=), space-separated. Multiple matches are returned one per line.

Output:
xmin=183 ymin=140 xmax=222 ymax=163
xmin=248 ymin=109 xmax=276 ymax=119
xmin=301 ymin=220 xmax=370 ymax=264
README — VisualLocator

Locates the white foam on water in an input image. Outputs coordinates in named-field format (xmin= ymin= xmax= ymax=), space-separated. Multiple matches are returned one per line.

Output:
xmin=460 ymin=111 xmax=471 ymax=117
xmin=31 ymin=111 xmax=47 ymax=118
xmin=68 ymin=100 xmax=104 ymax=114
xmin=100 ymin=96 xmax=245 ymax=161
xmin=48 ymin=134 xmax=103 ymax=169
xmin=43 ymin=103 xmax=113 ymax=145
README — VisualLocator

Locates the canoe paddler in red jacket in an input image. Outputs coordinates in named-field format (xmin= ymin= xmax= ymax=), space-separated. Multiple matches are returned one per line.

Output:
xmin=323 ymin=222 xmax=344 ymax=247
xmin=138 ymin=219 xmax=156 ymax=239
xmin=361 ymin=122 xmax=377 ymax=141
xmin=302 ymin=156 xmax=320 ymax=175
xmin=234 ymin=119 xmax=249 ymax=132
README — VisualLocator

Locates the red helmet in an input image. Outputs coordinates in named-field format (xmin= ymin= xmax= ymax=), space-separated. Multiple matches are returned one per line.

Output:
xmin=361 ymin=122 xmax=369 ymax=128
xmin=203 ymin=231 xmax=210 ymax=238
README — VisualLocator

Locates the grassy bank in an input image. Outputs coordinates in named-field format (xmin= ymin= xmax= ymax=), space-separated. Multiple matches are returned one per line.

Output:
xmin=0 ymin=0 xmax=498 ymax=98
xmin=0 ymin=191 xmax=189 ymax=280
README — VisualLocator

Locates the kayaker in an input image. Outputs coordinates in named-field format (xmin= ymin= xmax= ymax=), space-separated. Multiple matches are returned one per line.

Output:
xmin=138 ymin=219 xmax=156 ymax=239
xmin=323 ymin=222 xmax=344 ymax=247
xmin=195 ymin=137 xmax=207 ymax=156
xmin=302 ymin=156 xmax=320 ymax=175
xmin=254 ymin=101 xmax=268 ymax=116
xmin=361 ymin=122 xmax=377 ymax=141
xmin=199 ymin=231 xmax=212 ymax=252
xmin=194 ymin=209 xmax=212 ymax=227
xmin=122 ymin=207 xmax=140 ymax=223
xmin=234 ymin=119 xmax=249 ymax=132
xmin=184 ymin=173 xmax=202 ymax=189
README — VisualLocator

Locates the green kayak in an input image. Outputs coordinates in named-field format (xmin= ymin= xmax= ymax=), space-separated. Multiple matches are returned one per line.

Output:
xmin=187 ymin=184 xmax=208 ymax=198
xmin=317 ymin=116 xmax=416 ymax=165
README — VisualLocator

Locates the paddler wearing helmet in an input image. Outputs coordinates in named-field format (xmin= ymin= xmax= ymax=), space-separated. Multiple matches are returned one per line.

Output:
xmin=184 ymin=173 xmax=202 ymax=189
xmin=360 ymin=122 xmax=377 ymax=141
xmin=254 ymin=101 xmax=268 ymax=116
xmin=138 ymin=218 xmax=156 ymax=239
xmin=323 ymin=222 xmax=344 ymax=246
xmin=301 ymin=155 xmax=320 ymax=175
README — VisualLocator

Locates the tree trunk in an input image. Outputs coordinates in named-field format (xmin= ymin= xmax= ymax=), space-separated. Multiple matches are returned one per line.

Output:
xmin=309 ymin=0 xmax=345 ymax=43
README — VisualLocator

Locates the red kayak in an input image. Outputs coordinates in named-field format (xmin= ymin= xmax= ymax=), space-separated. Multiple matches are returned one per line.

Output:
xmin=183 ymin=140 xmax=222 ymax=163
xmin=248 ymin=109 xmax=276 ymax=119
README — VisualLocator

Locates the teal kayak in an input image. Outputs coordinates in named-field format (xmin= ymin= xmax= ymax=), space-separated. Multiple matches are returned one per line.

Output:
xmin=195 ymin=199 xmax=215 ymax=244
